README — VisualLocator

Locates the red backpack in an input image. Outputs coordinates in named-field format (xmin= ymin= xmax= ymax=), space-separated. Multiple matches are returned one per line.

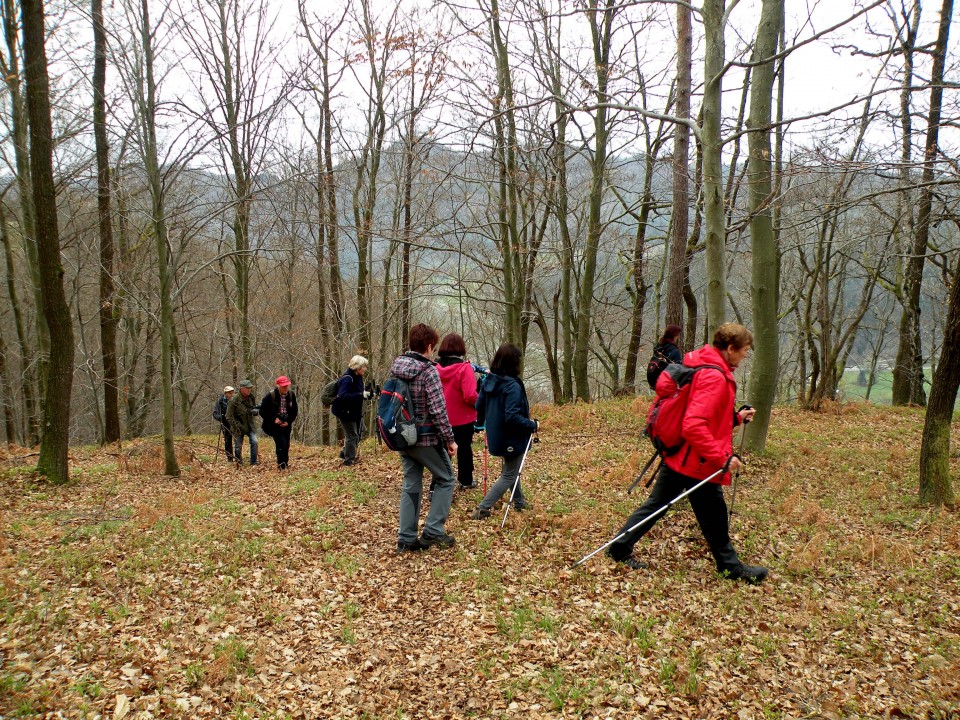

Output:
xmin=645 ymin=363 xmax=724 ymax=456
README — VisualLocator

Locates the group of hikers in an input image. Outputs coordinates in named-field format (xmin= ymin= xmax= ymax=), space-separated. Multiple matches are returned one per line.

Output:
xmin=212 ymin=321 xmax=768 ymax=583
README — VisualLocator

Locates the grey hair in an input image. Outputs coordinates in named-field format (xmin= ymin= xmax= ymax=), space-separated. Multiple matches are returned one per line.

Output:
xmin=348 ymin=355 xmax=369 ymax=371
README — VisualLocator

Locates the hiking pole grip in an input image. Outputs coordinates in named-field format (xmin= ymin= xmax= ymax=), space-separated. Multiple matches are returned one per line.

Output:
xmin=730 ymin=407 xmax=751 ymax=518
xmin=501 ymin=433 xmax=536 ymax=530
xmin=571 ymin=465 xmax=726 ymax=569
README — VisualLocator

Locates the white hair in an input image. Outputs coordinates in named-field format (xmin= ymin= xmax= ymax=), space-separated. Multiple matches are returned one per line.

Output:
xmin=348 ymin=355 xmax=369 ymax=371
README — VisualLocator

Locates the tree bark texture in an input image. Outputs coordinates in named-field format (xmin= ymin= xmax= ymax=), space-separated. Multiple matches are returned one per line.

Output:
xmin=892 ymin=0 xmax=952 ymax=407
xmin=93 ymin=0 xmax=120 ymax=443
xmin=701 ymin=0 xmax=728 ymax=335
xmin=20 ymin=0 xmax=75 ymax=484
xmin=745 ymin=0 xmax=783 ymax=451
xmin=665 ymin=0 xmax=692 ymax=330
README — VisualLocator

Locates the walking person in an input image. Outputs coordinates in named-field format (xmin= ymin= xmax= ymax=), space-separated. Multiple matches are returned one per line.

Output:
xmin=656 ymin=324 xmax=683 ymax=364
xmin=647 ymin=324 xmax=684 ymax=389
xmin=212 ymin=386 xmax=235 ymax=462
xmin=390 ymin=324 xmax=458 ymax=552
xmin=332 ymin=356 xmax=370 ymax=467
xmin=608 ymin=323 xmax=768 ymax=583
xmin=436 ymin=333 xmax=479 ymax=490
xmin=470 ymin=343 xmax=538 ymax=520
xmin=226 ymin=379 xmax=259 ymax=466
xmin=259 ymin=376 xmax=299 ymax=470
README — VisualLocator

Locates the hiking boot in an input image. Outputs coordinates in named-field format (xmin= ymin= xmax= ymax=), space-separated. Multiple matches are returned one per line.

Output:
xmin=722 ymin=564 xmax=768 ymax=584
xmin=342 ymin=460 xmax=356 ymax=467
xmin=470 ymin=507 xmax=491 ymax=520
xmin=607 ymin=550 xmax=648 ymax=570
xmin=460 ymin=481 xmax=478 ymax=490
xmin=419 ymin=531 xmax=455 ymax=549
xmin=396 ymin=539 xmax=426 ymax=553
xmin=513 ymin=502 xmax=531 ymax=512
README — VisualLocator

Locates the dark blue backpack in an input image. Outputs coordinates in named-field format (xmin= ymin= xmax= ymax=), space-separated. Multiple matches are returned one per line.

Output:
xmin=376 ymin=375 xmax=418 ymax=451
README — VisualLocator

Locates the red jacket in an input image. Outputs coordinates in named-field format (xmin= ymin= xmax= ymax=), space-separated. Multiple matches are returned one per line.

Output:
xmin=663 ymin=344 xmax=742 ymax=485
xmin=437 ymin=360 xmax=479 ymax=427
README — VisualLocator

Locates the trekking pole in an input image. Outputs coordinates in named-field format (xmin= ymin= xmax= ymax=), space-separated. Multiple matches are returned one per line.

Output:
xmin=729 ymin=405 xmax=753 ymax=519
xmin=500 ymin=433 xmax=536 ymax=530
xmin=627 ymin=450 xmax=662 ymax=495
xmin=571 ymin=464 xmax=727 ymax=569
xmin=482 ymin=429 xmax=489 ymax=494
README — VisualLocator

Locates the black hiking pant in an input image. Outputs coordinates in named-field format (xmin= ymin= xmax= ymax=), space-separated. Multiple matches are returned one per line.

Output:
xmin=607 ymin=465 xmax=740 ymax=571
xmin=273 ymin=427 xmax=292 ymax=469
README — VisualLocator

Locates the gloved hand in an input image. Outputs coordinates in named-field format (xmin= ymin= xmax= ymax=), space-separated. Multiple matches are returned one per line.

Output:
xmin=363 ymin=391 xmax=371 ymax=399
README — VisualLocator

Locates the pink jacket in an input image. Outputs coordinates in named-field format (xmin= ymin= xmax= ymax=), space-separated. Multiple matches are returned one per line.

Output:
xmin=437 ymin=360 xmax=479 ymax=427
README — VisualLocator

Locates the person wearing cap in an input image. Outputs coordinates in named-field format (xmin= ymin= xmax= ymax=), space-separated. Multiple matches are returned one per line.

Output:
xmin=226 ymin=379 xmax=259 ymax=466
xmin=331 ymin=356 xmax=370 ymax=467
xmin=259 ymin=376 xmax=299 ymax=470
xmin=212 ymin=386 xmax=236 ymax=462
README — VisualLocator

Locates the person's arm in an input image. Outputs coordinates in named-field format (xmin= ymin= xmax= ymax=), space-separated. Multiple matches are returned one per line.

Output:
xmin=503 ymin=384 xmax=537 ymax=433
xmin=226 ymin=398 xmax=240 ymax=434
xmin=461 ymin=364 xmax=479 ymax=407
xmin=287 ymin=393 xmax=299 ymax=423
xmin=338 ymin=376 xmax=363 ymax=400
xmin=259 ymin=392 xmax=276 ymax=424
xmin=680 ymin=371 xmax=729 ymax=468
xmin=423 ymin=368 xmax=455 ymax=444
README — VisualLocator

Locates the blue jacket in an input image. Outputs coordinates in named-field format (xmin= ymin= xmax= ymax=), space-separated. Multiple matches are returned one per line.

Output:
xmin=476 ymin=373 xmax=537 ymax=458
xmin=332 ymin=369 xmax=365 ymax=422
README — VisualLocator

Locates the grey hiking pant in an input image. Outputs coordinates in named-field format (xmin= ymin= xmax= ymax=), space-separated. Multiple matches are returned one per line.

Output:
xmin=477 ymin=453 xmax=526 ymax=512
xmin=398 ymin=443 xmax=455 ymax=543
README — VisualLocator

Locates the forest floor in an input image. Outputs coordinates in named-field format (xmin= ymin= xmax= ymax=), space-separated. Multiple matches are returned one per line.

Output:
xmin=1 ymin=400 xmax=958 ymax=719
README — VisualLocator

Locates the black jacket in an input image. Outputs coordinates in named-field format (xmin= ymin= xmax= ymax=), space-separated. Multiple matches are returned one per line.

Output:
xmin=332 ymin=369 xmax=365 ymax=422
xmin=260 ymin=388 xmax=298 ymax=436
xmin=476 ymin=373 xmax=537 ymax=458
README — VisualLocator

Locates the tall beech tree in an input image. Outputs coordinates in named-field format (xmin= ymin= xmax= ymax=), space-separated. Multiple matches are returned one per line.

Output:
xmin=93 ymin=0 xmax=120 ymax=443
xmin=20 ymin=0 xmax=74 ymax=483
xmin=892 ymin=0 xmax=952 ymax=407
xmin=744 ymin=0 xmax=783 ymax=451
xmin=916 ymin=0 xmax=955 ymax=506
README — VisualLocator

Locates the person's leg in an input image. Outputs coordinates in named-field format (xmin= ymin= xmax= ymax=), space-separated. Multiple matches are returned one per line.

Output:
xmin=606 ymin=465 xmax=684 ymax=561
xmin=420 ymin=445 xmax=456 ymax=539
xmin=275 ymin=429 xmax=291 ymax=469
xmin=398 ymin=451 xmax=425 ymax=545
xmin=452 ymin=424 xmax=475 ymax=487
xmin=222 ymin=426 xmax=234 ymax=461
xmin=249 ymin=432 xmax=258 ymax=465
xmin=688 ymin=482 xmax=741 ymax=571
xmin=233 ymin=434 xmax=244 ymax=465
xmin=476 ymin=454 xmax=522 ymax=512
xmin=340 ymin=419 xmax=358 ymax=463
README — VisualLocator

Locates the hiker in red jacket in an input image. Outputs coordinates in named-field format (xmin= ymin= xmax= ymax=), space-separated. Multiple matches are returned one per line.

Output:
xmin=608 ymin=323 xmax=767 ymax=583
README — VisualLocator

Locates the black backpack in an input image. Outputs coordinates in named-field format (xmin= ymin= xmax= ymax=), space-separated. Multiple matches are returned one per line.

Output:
xmin=646 ymin=346 xmax=672 ymax=389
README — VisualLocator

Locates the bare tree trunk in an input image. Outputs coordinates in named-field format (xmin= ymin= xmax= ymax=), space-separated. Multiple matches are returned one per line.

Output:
xmin=1 ymin=0 xmax=41 ymax=445
xmin=137 ymin=0 xmax=179 ymax=475
xmin=918 ymin=257 xmax=958 ymax=506
xmin=893 ymin=0 xmax=952 ymax=407
xmin=665 ymin=0 xmax=691 ymax=328
xmin=701 ymin=0 xmax=728 ymax=334
xmin=573 ymin=0 xmax=616 ymax=401
xmin=92 ymin=0 xmax=120 ymax=443
xmin=0 ymin=203 xmax=39 ymax=445
xmin=0 ymin=332 xmax=15 ymax=443
xmin=20 ymin=0 xmax=75 ymax=484
xmin=744 ymin=0 xmax=783 ymax=451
